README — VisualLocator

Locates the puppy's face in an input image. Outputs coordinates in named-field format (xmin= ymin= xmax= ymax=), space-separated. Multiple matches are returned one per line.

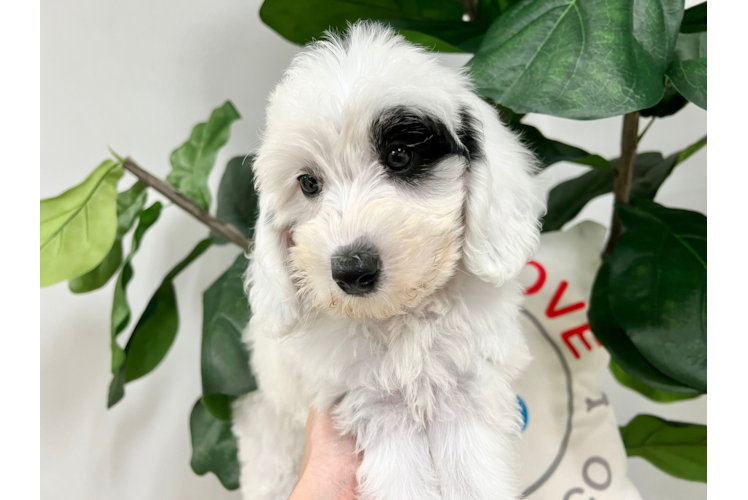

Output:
xmin=253 ymin=31 xmax=482 ymax=320
xmin=289 ymin=107 xmax=478 ymax=319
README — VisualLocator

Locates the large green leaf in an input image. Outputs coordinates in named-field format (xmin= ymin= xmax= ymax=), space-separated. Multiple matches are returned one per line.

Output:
xmin=511 ymin=123 xmax=608 ymax=170
xmin=640 ymin=80 xmax=688 ymax=118
xmin=41 ymin=160 xmax=123 ymax=287
xmin=259 ymin=0 xmax=500 ymax=53
xmin=609 ymin=201 xmax=706 ymax=392
xmin=108 ymin=239 xmax=212 ymax=408
xmin=469 ymin=0 xmax=684 ymax=119
xmin=110 ymin=202 xmax=163 ymax=375
xmin=680 ymin=2 xmax=706 ymax=33
xmin=201 ymin=253 xmax=256 ymax=420
xmin=190 ymin=398 xmax=241 ymax=490
xmin=167 ymin=102 xmax=241 ymax=210
xmin=610 ymin=361 xmax=698 ymax=403
xmin=589 ymin=262 xmax=700 ymax=395
xmin=667 ymin=32 xmax=707 ymax=110
xmin=69 ymin=182 xmax=148 ymax=293
xmin=211 ymin=156 xmax=259 ymax=244
xmin=620 ymin=414 xmax=706 ymax=482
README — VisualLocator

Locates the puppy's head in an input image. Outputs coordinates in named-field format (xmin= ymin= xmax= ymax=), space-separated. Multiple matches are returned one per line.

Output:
xmin=249 ymin=23 xmax=543 ymax=328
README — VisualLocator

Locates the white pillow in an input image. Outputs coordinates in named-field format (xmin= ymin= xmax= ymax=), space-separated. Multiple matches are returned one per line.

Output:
xmin=516 ymin=221 xmax=642 ymax=500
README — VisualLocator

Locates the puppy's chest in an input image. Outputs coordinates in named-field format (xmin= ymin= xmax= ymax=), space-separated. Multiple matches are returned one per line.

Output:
xmin=293 ymin=295 xmax=499 ymax=416
xmin=342 ymin=325 xmax=480 ymax=411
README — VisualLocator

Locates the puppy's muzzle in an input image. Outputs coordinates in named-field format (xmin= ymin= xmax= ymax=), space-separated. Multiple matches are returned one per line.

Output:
xmin=331 ymin=241 xmax=381 ymax=295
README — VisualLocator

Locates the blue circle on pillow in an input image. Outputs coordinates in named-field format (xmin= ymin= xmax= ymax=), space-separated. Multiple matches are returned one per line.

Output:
xmin=517 ymin=395 xmax=528 ymax=432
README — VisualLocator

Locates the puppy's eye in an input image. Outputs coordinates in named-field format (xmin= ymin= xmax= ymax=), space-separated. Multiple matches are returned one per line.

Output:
xmin=298 ymin=174 xmax=321 ymax=197
xmin=386 ymin=147 xmax=413 ymax=171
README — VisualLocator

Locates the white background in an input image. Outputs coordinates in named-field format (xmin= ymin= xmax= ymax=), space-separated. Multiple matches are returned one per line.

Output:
xmin=41 ymin=1 xmax=706 ymax=499
xmin=707 ymin=111 xmax=748 ymax=216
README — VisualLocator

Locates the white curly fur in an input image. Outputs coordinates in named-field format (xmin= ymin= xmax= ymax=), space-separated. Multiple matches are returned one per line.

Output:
xmin=233 ymin=23 xmax=544 ymax=500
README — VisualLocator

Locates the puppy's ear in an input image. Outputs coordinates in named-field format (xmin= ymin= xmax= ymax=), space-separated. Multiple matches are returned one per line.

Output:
xmin=245 ymin=194 xmax=300 ymax=336
xmin=461 ymin=98 xmax=544 ymax=287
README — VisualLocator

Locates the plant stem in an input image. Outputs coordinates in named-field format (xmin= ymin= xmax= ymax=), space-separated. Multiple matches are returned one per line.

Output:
xmin=603 ymin=112 xmax=640 ymax=256
xmin=121 ymin=157 xmax=251 ymax=250
xmin=460 ymin=0 xmax=479 ymax=21
xmin=637 ymin=117 xmax=655 ymax=144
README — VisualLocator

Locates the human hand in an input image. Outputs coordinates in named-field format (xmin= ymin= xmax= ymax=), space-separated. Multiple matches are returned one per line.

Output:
xmin=289 ymin=407 xmax=361 ymax=500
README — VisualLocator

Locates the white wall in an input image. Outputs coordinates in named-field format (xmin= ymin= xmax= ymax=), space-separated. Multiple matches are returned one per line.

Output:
xmin=41 ymin=1 xmax=706 ymax=499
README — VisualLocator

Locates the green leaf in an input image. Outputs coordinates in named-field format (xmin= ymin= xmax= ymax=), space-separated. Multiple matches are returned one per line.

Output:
xmin=168 ymin=102 xmax=241 ymax=210
xmin=680 ymin=2 xmax=706 ymax=33
xmin=542 ymin=167 xmax=614 ymax=232
xmin=511 ymin=123 xmax=608 ymax=170
xmin=110 ymin=202 xmax=163 ymax=375
xmin=41 ymin=160 xmax=123 ymax=287
xmin=491 ymin=102 xmax=525 ymax=125
xmin=211 ymin=156 xmax=259 ymax=244
xmin=542 ymin=149 xmax=697 ymax=233
xmin=69 ymin=182 xmax=148 ymax=293
xmin=259 ymin=0 xmax=494 ymax=53
xmin=128 ymin=240 xmax=212 ymax=377
xmin=610 ymin=361 xmax=698 ymax=403
xmin=202 ymin=394 xmax=234 ymax=422
xmin=115 ymin=181 xmax=149 ymax=235
xmin=589 ymin=262 xmax=700 ymax=395
xmin=108 ymin=239 xmax=212 ymax=408
xmin=609 ymin=201 xmax=707 ymax=392
xmin=396 ymin=29 xmax=463 ymax=53
xmin=640 ymin=80 xmax=688 ymax=118
xmin=620 ymin=414 xmax=706 ymax=482
xmin=68 ymin=241 xmax=124 ymax=294
xmin=202 ymin=253 xmax=256 ymax=421
xmin=667 ymin=32 xmax=707 ymax=110
xmin=630 ymin=137 xmax=706 ymax=201
xmin=387 ymin=0 xmax=510 ymax=53
xmin=107 ymin=366 xmax=126 ymax=409
xmin=123 ymin=282 xmax=180 ymax=383
xmin=677 ymin=135 xmax=708 ymax=164
xmin=190 ymin=398 xmax=241 ymax=490
xmin=469 ymin=0 xmax=684 ymax=119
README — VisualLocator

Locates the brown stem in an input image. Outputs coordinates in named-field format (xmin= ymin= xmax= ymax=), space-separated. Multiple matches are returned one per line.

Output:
xmin=121 ymin=157 xmax=251 ymax=250
xmin=460 ymin=0 xmax=479 ymax=21
xmin=603 ymin=112 xmax=640 ymax=256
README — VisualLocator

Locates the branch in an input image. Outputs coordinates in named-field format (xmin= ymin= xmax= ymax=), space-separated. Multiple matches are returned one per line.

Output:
xmin=637 ymin=117 xmax=655 ymax=144
xmin=460 ymin=0 xmax=479 ymax=21
xmin=603 ymin=112 xmax=640 ymax=256
xmin=121 ymin=157 xmax=251 ymax=250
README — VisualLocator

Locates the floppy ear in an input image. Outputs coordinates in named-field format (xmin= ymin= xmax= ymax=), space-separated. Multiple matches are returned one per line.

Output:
xmin=245 ymin=193 xmax=300 ymax=337
xmin=461 ymin=98 xmax=545 ymax=287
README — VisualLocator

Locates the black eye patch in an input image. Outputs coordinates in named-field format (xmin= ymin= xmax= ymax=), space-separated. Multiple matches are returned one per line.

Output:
xmin=371 ymin=106 xmax=479 ymax=184
xmin=456 ymin=108 xmax=483 ymax=164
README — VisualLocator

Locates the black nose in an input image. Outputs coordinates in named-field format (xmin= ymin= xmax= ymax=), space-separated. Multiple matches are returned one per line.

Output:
xmin=331 ymin=242 xmax=381 ymax=295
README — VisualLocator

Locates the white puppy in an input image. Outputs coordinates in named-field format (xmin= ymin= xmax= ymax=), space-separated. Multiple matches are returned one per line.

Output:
xmin=233 ymin=22 xmax=544 ymax=500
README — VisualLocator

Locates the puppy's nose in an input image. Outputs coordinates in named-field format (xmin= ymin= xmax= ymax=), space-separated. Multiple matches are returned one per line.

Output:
xmin=331 ymin=243 xmax=381 ymax=295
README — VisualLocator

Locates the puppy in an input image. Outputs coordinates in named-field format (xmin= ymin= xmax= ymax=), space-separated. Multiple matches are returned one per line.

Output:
xmin=233 ymin=22 xmax=544 ymax=500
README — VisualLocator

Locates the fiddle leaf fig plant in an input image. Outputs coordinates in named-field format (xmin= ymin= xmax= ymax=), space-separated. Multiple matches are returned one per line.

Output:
xmin=40 ymin=0 xmax=706 ymax=490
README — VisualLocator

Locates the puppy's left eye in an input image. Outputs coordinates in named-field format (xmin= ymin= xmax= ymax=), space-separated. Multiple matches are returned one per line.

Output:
xmin=386 ymin=147 xmax=413 ymax=171
xmin=298 ymin=174 xmax=321 ymax=197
